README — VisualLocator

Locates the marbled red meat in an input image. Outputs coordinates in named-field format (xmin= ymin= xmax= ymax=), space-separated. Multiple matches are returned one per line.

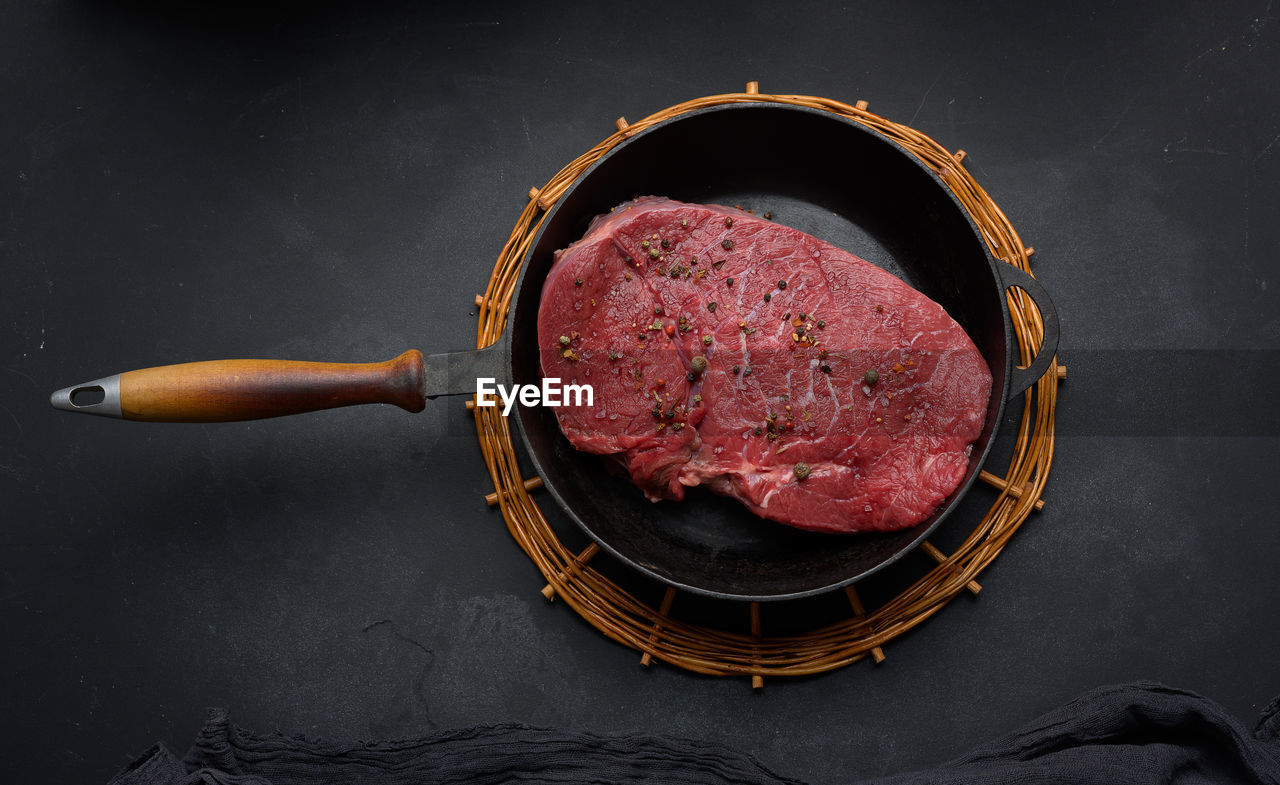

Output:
xmin=537 ymin=197 xmax=991 ymax=533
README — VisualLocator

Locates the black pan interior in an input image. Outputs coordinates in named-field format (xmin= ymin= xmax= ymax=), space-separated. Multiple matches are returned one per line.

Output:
xmin=509 ymin=104 xmax=1010 ymax=600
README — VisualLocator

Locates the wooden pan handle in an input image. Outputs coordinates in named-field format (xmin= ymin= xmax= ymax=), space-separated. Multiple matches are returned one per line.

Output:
xmin=51 ymin=350 xmax=426 ymax=422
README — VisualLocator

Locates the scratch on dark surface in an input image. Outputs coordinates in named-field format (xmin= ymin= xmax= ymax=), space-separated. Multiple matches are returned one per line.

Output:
xmin=363 ymin=619 xmax=437 ymax=730
xmin=296 ymin=76 xmax=308 ymax=131
xmin=363 ymin=619 xmax=433 ymax=657
xmin=1092 ymin=97 xmax=1134 ymax=151
xmin=0 ymin=402 xmax=22 ymax=438
xmin=3 ymin=366 xmax=37 ymax=387
xmin=1254 ymin=133 xmax=1280 ymax=162
xmin=908 ymin=69 xmax=945 ymax=125
xmin=1243 ymin=181 xmax=1250 ymax=254
xmin=1060 ymin=58 xmax=1077 ymax=91
xmin=1182 ymin=45 xmax=1221 ymax=70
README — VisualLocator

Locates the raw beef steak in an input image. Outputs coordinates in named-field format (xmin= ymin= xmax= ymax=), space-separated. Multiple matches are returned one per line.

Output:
xmin=537 ymin=197 xmax=992 ymax=533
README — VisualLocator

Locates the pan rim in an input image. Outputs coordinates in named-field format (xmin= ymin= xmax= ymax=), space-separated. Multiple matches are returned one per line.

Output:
xmin=506 ymin=102 xmax=1014 ymax=602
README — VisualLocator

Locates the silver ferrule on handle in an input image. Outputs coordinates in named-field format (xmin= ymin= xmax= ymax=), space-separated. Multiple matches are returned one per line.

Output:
xmin=50 ymin=374 xmax=123 ymax=418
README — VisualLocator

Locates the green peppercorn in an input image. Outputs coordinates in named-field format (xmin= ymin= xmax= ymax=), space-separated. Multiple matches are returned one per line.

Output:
xmin=641 ymin=240 xmax=650 ymax=249
xmin=702 ymin=335 xmax=713 ymax=345
xmin=793 ymin=462 xmax=811 ymax=481
xmin=864 ymin=369 xmax=880 ymax=385
xmin=558 ymin=335 xmax=570 ymax=346
xmin=649 ymin=248 xmax=660 ymax=259
xmin=732 ymin=365 xmax=741 ymax=375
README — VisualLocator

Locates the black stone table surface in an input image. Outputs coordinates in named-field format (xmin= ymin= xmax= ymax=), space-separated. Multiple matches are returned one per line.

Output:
xmin=3 ymin=1 xmax=1278 ymax=783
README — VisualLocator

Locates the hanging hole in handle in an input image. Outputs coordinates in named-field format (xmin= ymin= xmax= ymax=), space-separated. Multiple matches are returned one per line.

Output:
xmin=70 ymin=386 xmax=106 ymax=407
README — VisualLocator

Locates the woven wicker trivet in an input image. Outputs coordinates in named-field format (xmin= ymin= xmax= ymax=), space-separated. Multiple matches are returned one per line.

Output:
xmin=467 ymin=84 xmax=1061 ymax=686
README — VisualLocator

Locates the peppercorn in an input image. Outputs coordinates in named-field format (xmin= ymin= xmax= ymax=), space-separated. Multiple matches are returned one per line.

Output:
xmin=763 ymin=292 xmax=772 ymax=302
xmin=777 ymin=280 xmax=787 ymax=289
xmin=575 ymin=278 xmax=583 ymax=286
xmin=864 ymin=369 xmax=879 ymax=385
xmin=793 ymin=462 xmax=811 ymax=481
xmin=722 ymin=239 xmax=734 ymax=250
xmin=707 ymin=302 xmax=718 ymax=312
xmin=702 ymin=335 xmax=713 ymax=345
xmin=558 ymin=335 xmax=570 ymax=346
xmin=726 ymin=277 xmax=734 ymax=286
xmin=654 ymin=305 xmax=663 ymax=315
xmin=690 ymin=355 xmax=707 ymax=374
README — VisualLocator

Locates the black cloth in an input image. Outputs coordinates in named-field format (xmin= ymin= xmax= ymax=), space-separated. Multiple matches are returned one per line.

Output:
xmin=108 ymin=682 xmax=1280 ymax=785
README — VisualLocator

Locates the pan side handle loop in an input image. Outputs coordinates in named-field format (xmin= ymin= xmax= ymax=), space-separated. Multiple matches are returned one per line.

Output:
xmin=996 ymin=263 xmax=1060 ymax=401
